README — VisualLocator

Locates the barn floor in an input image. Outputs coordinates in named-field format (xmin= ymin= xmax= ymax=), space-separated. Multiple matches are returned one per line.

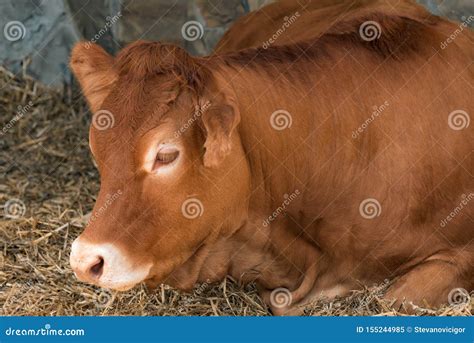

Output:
xmin=0 ymin=67 xmax=472 ymax=316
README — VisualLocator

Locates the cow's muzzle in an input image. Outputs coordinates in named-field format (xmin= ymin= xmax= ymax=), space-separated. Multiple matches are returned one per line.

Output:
xmin=69 ymin=237 xmax=152 ymax=291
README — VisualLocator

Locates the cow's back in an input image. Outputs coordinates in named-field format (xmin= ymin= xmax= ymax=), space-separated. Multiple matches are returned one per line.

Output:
xmin=215 ymin=0 xmax=438 ymax=53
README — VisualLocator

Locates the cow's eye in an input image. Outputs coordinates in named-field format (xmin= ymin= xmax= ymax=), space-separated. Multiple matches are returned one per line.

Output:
xmin=154 ymin=146 xmax=179 ymax=167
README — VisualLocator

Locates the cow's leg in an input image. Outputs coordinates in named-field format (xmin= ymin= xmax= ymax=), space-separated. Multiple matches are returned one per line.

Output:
xmin=384 ymin=249 xmax=473 ymax=311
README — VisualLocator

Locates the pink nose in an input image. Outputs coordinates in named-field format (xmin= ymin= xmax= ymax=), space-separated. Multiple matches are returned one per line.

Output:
xmin=71 ymin=254 xmax=105 ymax=282
xmin=70 ymin=240 xmax=105 ymax=283
xmin=70 ymin=237 xmax=153 ymax=290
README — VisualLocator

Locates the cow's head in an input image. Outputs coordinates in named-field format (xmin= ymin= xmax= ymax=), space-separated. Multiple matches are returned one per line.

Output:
xmin=69 ymin=41 xmax=250 ymax=291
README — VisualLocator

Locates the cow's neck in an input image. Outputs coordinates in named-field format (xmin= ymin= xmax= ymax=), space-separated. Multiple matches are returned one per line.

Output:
xmin=187 ymin=62 xmax=326 ymax=301
xmin=213 ymin=63 xmax=313 ymax=214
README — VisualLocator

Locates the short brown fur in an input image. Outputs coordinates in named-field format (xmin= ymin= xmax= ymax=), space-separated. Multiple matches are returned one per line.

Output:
xmin=70 ymin=0 xmax=473 ymax=314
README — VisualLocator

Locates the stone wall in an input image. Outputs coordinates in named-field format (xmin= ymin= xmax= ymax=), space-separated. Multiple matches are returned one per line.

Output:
xmin=0 ymin=0 xmax=471 ymax=87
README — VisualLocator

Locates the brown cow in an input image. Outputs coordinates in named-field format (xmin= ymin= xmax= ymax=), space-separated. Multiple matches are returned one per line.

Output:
xmin=69 ymin=0 xmax=473 ymax=315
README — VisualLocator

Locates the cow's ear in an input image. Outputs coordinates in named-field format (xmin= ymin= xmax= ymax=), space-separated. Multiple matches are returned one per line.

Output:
xmin=201 ymin=91 xmax=240 ymax=168
xmin=70 ymin=42 xmax=116 ymax=113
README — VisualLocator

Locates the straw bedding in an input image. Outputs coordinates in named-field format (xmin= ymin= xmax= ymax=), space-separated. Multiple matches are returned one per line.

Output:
xmin=0 ymin=67 xmax=472 ymax=316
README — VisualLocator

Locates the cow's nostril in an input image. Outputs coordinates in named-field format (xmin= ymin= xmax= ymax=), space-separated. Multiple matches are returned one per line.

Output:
xmin=89 ymin=256 xmax=104 ymax=278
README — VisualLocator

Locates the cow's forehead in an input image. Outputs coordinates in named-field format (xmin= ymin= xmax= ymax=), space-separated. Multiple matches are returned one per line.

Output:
xmin=90 ymin=79 xmax=195 ymax=164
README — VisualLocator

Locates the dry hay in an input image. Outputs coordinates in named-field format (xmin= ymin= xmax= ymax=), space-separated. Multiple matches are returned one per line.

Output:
xmin=0 ymin=67 xmax=472 ymax=316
